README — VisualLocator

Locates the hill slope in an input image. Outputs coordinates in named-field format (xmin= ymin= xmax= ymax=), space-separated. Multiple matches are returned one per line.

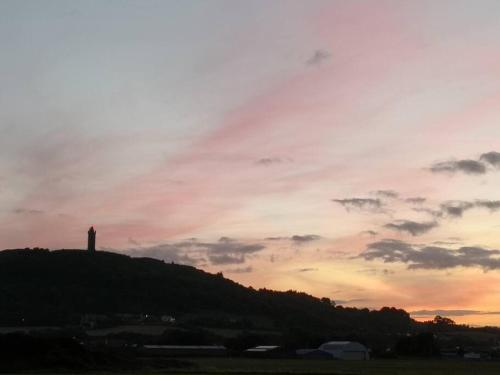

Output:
xmin=0 ymin=249 xmax=412 ymax=336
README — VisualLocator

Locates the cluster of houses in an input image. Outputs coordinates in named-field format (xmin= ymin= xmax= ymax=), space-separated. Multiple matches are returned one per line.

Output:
xmin=77 ymin=312 xmax=370 ymax=360
xmin=80 ymin=313 xmax=176 ymax=330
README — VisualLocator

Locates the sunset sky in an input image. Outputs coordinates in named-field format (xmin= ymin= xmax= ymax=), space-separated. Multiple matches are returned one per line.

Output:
xmin=2 ymin=0 xmax=500 ymax=325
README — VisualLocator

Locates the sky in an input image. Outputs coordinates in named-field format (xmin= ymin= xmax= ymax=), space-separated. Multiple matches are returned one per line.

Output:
xmin=2 ymin=0 xmax=500 ymax=325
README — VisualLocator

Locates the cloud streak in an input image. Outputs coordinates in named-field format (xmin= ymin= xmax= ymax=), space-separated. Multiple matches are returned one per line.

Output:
xmin=13 ymin=208 xmax=44 ymax=215
xmin=297 ymin=267 xmax=318 ymax=272
xmin=265 ymin=234 xmax=321 ymax=243
xmin=405 ymin=197 xmax=426 ymax=205
xmin=291 ymin=234 xmax=322 ymax=243
xmin=372 ymin=190 xmax=399 ymax=199
xmin=410 ymin=309 xmax=500 ymax=317
xmin=255 ymin=157 xmax=288 ymax=166
xmin=224 ymin=266 xmax=253 ymax=274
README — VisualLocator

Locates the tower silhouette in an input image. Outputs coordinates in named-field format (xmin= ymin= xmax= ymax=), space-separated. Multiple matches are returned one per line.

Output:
xmin=87 ymin=226 xmax=96 ymax=252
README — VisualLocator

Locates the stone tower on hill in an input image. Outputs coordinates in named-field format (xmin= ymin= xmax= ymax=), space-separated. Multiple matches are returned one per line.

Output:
xmin=87 ymin=226 xmax=96 ymax=252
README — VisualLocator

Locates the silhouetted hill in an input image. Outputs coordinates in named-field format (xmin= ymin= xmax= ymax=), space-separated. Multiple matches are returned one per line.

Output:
xmin=0 ymin=249 xmax=412 ymax=339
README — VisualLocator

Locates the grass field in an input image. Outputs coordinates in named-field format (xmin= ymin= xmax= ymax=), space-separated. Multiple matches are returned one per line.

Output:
xmin=7 ymin=358 xmax=498 ymax=375
xmin=5 ymin=358 xmax=500 ymax=375
xmin=172 ymin=357 xmax=500 ymax=375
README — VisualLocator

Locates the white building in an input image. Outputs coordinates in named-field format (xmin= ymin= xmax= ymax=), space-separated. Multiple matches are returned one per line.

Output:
xmin=318 ymin=341 xmax=369 ymax=360
xmin=245 ymin=345 xmax=280 ymax=353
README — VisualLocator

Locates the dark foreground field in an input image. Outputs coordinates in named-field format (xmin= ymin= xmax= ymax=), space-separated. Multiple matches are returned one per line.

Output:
xmin=176 ymin=358 xmax=500 ymax=375
xmin=7 ymin=358 xmax=500 ymax=375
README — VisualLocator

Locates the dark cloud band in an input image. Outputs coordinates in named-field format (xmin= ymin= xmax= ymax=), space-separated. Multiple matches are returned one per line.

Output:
xmin=429 ymin=151 xmax=500 ymax=175
xmin=430 ymin=159 xmax=486 ymax=175
xmin=123 ymin=237 xmax=265 ymax=266
xmin=360 ymin=239 xmax=500 ymax=270
xmin=384 ymin=220 xmax=438 ymax=236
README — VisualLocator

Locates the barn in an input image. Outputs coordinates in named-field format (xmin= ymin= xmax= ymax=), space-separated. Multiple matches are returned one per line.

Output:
xmin=318 ymin=341 xmax=369 ymax=360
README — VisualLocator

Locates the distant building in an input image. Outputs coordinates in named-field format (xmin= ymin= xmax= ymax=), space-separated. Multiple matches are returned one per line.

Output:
xmin=245 ymin=345 xmax=280 ymax=354
xmin=464 ymin=352 xmax=481 ymax=360
xmin=161 ymin=315 xmax=176 ymax=324
xmin=463 ymin=350 xmax=491 ymax=360
xmin=244 ymin=345 xmax=290 ymax=358
xmin=88 ymin=226 xmax=96 ymax=252
xmin=318 ymin=341 xmax=369 ymax=360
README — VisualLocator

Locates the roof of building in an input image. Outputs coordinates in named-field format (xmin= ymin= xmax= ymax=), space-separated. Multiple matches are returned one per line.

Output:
xmin=245 ymin=345 xmax=280 ymax=352
xmin=319 ymin=341 xmax=368 ymax=352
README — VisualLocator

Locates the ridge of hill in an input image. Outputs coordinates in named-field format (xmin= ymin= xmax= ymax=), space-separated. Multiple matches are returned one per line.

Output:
xmin=0 ymin=249 xmax=412 ymax=337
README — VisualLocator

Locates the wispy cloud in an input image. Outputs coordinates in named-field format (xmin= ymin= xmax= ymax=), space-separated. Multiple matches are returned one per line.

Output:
xmin=384 ymin=220 xmax=438 ymax=236
xmin=372 ymin=190 xmax=399 ymax=199
xmin=476 ymin=200 xmax=500 ymax=211
xmin=13 ymin=208 xmax=44 ymax=215
xmin=439 ymin=201 xmax=475 ymax=218
xmin=128 ymin=237 xmax=141 ymax=246
xmin=297 ymin=267 xmax=318 ymax=272
xmin=411 ymin=199 xmax=500 ymax=220
xmin=224 ymin=266 xmax=253 ymax=274
xmin=291 ymin=234 xmax=322 ymax=243
xmin=306 ymin=49 xmax=330 ymax=66
xmin=255 ymin=157 xmax=288 ymax=166
xmin=265 ymin=236 xmax=286 ymax=241
xmin=332 ymin=198 xmax=383 ymax=211
xmin=405 ymin=197 xmax=426 ymax=205
xmin=480 ymin=151 xmax=500 ymax=168
xmin=413 ymin=207 xmax=442 ymax=218
xmin=440 ymin=200 xmax=500 ymax=218
xmin=123 ymin=243 xmax=203 ymax=266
